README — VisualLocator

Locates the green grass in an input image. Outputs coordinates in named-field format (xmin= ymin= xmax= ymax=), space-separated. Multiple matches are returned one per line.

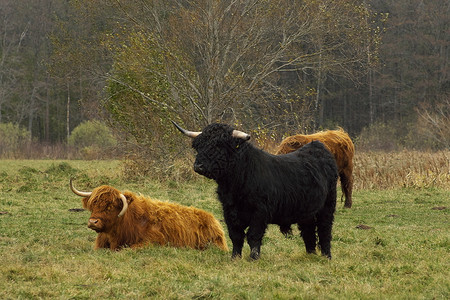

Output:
xmin=0 ymin=160 xmax=449 ymax=299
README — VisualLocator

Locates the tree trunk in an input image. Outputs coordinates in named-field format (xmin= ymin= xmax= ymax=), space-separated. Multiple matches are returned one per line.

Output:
xmin=316 ymin=52 xmax=324 ymax=128
xmin=368 ymin=66 xmax=374 ymax=125
xmin=45 ymin=75 xmax=50 ymax=143
xmin=28 ymin=86 xmax=36 ymax=140
xmin=66 ymin=81 xmax=70 ymax=145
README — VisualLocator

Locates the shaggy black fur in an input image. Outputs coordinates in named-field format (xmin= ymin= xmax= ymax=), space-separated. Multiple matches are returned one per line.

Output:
xmin=188 ymin=123 xmax=338 ymax=260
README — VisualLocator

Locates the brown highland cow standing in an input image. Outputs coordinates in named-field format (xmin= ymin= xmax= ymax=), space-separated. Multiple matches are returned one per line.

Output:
xmin=70 ymin=180 xmax=228 ymax=251
xmin=275 ymin=128 xmax=355 ymax=208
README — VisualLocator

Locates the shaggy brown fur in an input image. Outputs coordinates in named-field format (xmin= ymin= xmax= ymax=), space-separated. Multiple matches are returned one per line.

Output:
xmin=275 ymin=128 xmax=355 ymax=208
xmin=80 ymin=185 xmax=228 ymax=251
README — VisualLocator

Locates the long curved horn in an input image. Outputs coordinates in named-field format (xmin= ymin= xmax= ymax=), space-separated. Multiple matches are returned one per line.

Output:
xmin=118 ymin=194 xmax=128 ymax=217
xmin=232 ymin=130 xmax=251 ymax=141
xmin=172 ymin=121 xmax=201 ymax=138
xmin=70 ymin=178 xmax=92 ymax=197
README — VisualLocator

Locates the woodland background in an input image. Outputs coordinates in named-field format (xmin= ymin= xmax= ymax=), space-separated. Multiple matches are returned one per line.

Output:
xmin=0 ymin=0 xmax=449 ymax=166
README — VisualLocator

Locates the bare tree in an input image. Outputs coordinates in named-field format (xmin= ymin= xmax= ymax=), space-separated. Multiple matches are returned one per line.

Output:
xmin=416 ymin=98 xmax=450 ymax=149
xmin=106 ymin=0 xmax=380 ymax=131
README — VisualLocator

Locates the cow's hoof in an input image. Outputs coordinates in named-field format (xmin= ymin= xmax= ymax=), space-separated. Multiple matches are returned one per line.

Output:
xmin=306 ymin=249 xmax=317 ymax=255
xmin=250 ymin=248 xmax=260 ymax=260
xmin=231 ymin=253 xmax=242 ymax=260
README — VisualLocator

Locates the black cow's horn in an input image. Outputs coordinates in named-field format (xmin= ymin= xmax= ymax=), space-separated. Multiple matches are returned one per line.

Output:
xmin=70 ymin=179 xmax=92 ymax=197
xmin=232 ymin=130 xmax=251 ymax=140
xmin=118 ymin=194 xmax=128 ymax=217
xmin=172 ymin=121 xmax=201 ymax=138
xmin=173 ymin=120 xmax=250 ymax=140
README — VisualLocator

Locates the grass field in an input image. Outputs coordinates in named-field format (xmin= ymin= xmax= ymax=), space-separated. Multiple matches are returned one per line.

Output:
xmin=0 ymin=158 xmax=449 ymax=299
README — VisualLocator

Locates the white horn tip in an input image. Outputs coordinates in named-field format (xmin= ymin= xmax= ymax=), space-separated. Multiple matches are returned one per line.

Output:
xmin=232 ymin=130 xmax=251 ymax=140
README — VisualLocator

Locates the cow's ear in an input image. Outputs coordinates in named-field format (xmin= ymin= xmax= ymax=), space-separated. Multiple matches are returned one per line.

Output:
xmin=289 ymin=141 xmax=302 ymax=148
xmin=122 ymin=193 xmax=134 ymax=205
xmin=236 ymin=135 xmax=249 ymax=146
xmin=81 ymin=197 xmax=89 ymax=210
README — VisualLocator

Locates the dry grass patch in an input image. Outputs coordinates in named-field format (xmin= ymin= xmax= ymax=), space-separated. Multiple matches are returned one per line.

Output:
xmin=354 ymin=150 xmax=449 ymax=190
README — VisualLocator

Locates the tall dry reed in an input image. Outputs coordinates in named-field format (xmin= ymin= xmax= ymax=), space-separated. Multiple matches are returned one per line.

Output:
xmin=353 ymin=150 xmax=449 ymax=190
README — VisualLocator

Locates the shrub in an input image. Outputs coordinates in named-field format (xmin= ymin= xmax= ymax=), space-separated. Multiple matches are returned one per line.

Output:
xmin=0 ymin=123 xmax=31 ymax=158
xmin=68 ymin=121 xmax=117 ymax=159
xmin=45 ymin=162 xmax=78 ymax=178
xmin=413 ymin=99 xmax=450 ymax=150
xmin=355 ymin=122 xmax=402 ymax=151
xmin=356 ymin=98 xmax=449 ymax=151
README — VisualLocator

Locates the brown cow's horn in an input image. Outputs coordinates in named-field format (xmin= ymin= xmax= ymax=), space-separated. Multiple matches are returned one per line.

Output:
xmin=70 ymin=178 xmax=92 ymax=197
xmin=118 ymin=194 xmax=128 ymax=218
xmin=171 ymin=121 xmax=201 ymax=138
xmin=232 ymin=130 xmax=251 ymax=141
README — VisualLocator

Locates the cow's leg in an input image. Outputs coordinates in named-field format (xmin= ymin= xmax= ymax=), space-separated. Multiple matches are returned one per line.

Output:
xmin=317 ymin=192 xmax=336 ymax=259
xmin=340 ymin=167 xmax=353 ymax=208
xmin=228 ymin=225 xmax=246 ymax=259
xmin=246 ymin=220 xmax=267 ymax=260
xmin=316 ymin=215 xmax=333 ymax=259
xmin=298 ymin=221 xmax=317 ymax=254
xmin=221 ymin=204 xmax=245 ymax=258
xmin=223 ymin=210 xmax=246 ymax=259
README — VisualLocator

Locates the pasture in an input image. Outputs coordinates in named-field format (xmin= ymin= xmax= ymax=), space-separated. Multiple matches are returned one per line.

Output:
xmin=0 ymin=155 xmax=449 ymax=299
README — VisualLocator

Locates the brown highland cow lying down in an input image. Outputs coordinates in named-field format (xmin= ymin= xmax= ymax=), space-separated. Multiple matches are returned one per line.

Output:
xmin=70 ymin=180 xmax=228 ymax=251
xmin=275 ymin=128 xmax=355 ymax=208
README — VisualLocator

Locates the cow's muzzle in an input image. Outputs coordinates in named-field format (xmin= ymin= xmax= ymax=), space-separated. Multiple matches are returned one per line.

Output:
xmin=88 ymin=218 xmax=102 ymax=232
xmin=194 ymin=162 xmax=214 ymax=178
xmin=194 ymin=162 xmax=205 ymax=174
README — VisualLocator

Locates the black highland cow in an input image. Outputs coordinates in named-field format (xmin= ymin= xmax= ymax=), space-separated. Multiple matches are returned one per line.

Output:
xmin=173 ymin=122 xmax=338 ymax=260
